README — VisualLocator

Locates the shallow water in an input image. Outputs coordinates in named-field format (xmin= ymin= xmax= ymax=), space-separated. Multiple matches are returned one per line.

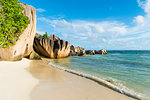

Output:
xmin=48 ymin=50 xmax=150 ymax=100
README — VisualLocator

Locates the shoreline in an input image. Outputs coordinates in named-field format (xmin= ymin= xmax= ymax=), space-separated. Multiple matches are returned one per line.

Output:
xmin=0 ymin=58 xmax=137 ymax=100
xmin=47 ymin=59 xmax=140 ymax=100
xmin=29 ymin=58 xmax=137 ymax=100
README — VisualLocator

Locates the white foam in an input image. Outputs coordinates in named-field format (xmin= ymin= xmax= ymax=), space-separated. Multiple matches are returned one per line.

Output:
xmin=48 ymin=61 xmax=143 ymax=100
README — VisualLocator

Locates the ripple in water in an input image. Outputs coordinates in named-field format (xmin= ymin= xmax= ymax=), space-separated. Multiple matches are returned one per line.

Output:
xmin=48 ymin=50 xmax=150 ymax=100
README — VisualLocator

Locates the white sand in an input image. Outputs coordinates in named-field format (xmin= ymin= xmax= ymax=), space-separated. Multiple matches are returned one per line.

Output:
xmin=0 ymin=59 xmax=39 ymax=100
xmin=0 ymin=58 xmax=136 ymax=100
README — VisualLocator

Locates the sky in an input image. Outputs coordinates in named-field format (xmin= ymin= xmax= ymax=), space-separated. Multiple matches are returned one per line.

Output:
xmin=20 ymin=0 xmax=150 ymax=50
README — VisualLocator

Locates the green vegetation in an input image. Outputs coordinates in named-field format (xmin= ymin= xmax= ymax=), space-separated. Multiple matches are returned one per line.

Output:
xmin=0 ymin=0 xmax=30 ymax=48
xmin=42 ymin=32 xmax=49 ymax=39
xmin=36 ymin=33 xmax=42 ymax=37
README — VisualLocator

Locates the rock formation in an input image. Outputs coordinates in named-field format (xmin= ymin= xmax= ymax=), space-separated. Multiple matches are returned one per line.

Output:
xmin=70 ymin=45 xmax=86 ymax=56
xmin=95 ymin=49 xmax=108 ymax=55
xmin=86 ymin=50 xmax=95 ymax=55
xmin=33 ymin=34 xmax=70 ymax=58
xmin=0 ymin=3 xmax=36 ymax=61
xmin=94 ymin=50 xmax=99 ymax=54
xmin=29 ymin=51 xmax=41 ymax=60
xmin=86 ymin=49 xmax=108 ymax=55
xmin=49 ymin=34 xmax=60 ymax=40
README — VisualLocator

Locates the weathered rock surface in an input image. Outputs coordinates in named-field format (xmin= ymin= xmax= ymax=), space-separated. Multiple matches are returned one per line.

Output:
xmin=33 ymin=34 xmax=70 ymax=58
xmin=29 ymin=51 xmax=41 ymax=60
xmin=0 ymin=3 xmax=36 ymax=61
xmin=95 ymin=49 xmax=108 ymax=55
xmin=70 ymin=45 xmax=86 ymax=56
xmin=94 ymin=50 xmax=99 ymax=54
xmin=86 ymin=50 xmax=95 ymax=55
xmin=49 ymin=34 xmax=60 ymax=41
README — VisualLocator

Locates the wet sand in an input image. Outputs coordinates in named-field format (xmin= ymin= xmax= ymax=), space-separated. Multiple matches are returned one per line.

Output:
xmin=0 ymin=58 xmax=136 ymax=100
xmin=28 ymin=59 xmax=136 ymax=100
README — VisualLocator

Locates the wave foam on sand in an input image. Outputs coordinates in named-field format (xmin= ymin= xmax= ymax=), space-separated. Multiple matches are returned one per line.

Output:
xmin=48 ymin=62 xmax=141 ymax=100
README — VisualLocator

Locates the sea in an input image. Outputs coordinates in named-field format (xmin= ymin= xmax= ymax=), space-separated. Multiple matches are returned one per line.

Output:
xmin=48 ymin=50 xmax=150 ymax=100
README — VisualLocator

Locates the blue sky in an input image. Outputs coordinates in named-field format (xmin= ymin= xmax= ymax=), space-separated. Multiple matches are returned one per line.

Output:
xmin=21 ymin=0 xmax=150 ymax=50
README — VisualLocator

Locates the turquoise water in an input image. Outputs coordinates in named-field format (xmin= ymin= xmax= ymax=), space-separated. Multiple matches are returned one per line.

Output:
xmin=48 ymin=50 xmax=150 ymax=100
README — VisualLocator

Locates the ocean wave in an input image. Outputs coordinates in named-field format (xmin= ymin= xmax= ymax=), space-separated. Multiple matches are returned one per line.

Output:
xmin=48 ymin=61 xmax=143 ymax=100
xmin=107 ymin=59 xmax=150 ymax=67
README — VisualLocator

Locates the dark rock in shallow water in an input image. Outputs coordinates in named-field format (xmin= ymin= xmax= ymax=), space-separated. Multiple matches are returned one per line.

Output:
xmin=86 ymin=50 xmax=95 ymax=55
xmin=33 ymin=34 xmax=70 ymax=58
xmin=94 ymin=50 xmax=99 ymax=54
xmin=70 ymin=45 xmax=86 ymax=56
xmin=86 ymin=49 xmax=108 ymax=55
xmin=95 ymin=49 xmax=108 ymax=55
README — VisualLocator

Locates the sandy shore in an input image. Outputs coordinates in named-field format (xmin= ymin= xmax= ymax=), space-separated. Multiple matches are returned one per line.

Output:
xmin=0 ymin=59 xmax=38 ymax=100
xmin=0 ymin=58 xmax=136 ymax=100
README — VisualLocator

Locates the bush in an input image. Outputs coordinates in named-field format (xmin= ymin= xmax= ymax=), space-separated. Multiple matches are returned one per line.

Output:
xmin=0 ymin=0 xmax=30 ymax=48
xmin=42 ymin=32 xmax=49 ymax=39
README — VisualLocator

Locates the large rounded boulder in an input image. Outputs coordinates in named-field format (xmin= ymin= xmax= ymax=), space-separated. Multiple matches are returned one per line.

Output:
xmin=33 ymin=34 xmax=70 ymax=58
xmin=0 ymin=3 xmax=36 ymax=61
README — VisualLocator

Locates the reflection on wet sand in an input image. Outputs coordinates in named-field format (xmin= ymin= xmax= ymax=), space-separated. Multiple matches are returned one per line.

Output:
xmin=26 ymin=58 xmax=74 ymax=100
xmin=27 ymin=58 xmax=135 ymax=100
xmin=26 ymin=59 xmax=66 ymax=81
xmin=47 ymin=57 xmax=72 ymax=69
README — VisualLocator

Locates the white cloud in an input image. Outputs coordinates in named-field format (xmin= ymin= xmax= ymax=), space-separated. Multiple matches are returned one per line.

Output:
xmin=38 ymin=18 xmax=129 ymax=40
xmin=38 ymin=17 xmax=51 ymax=22
xmin=145 ymin=0 xmax=150 ymax=14
xmin=134 ymin=15 xmax=145 ymax=25
xmin=37 ymin=0 xmax=150 ymax=49
xmin=36 ymin=30 xmax=45 ymax=35
xmin=138 ymin=0 xmax=150 ymax=14
xmin=137 ymin=0 xmax=145 ymax=8
xmin=36 ymin=8 xmax=46 ymax=12
xmin=95 ymin=25 xmax=105 ymax=33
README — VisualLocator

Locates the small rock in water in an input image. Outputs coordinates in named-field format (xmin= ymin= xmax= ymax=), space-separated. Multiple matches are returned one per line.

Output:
xmin=86 ymin=50 xmax=95 ymax=55
xmin=70 ymin=45 xmax=86 ymax=56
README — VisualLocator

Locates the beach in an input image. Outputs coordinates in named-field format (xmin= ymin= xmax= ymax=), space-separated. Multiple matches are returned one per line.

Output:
xmin=0 ymin=58 xmax=135 ymax=100
xmin=1 ymin=0 xmax=149 ymax=100
xmin=0 ymin=59 xmax=38 ymax=100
